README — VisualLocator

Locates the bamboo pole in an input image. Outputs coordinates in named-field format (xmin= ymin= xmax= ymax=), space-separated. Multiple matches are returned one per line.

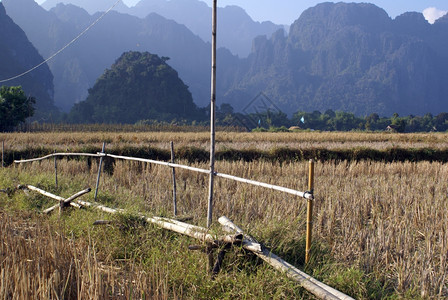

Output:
xmin=17 ymin=185 xmax=85 ymax=213
xmin=44 ymin=188 xmax=91 ymax=214
xmin=76 ymin=199 xmax=123 ymax=214
xmin=1 ymin=141 xmax=4 ymax=168
xmin=103 ymin=153 xmax=210 ymax=174
xmin=305 ymin=159 xmax=315 ymax=264
xmin=20 ymin=183 xmax=349 ymax=300
xmin=54 ymin=150 xmax=58 ymax=189
xmin=207 ymin=0 xmax=217 ymax=228
xmin=218 ymin=216 xmax=262 ymax=252
xmin=218 ymin=217 xmax=353 ymax=300
xmin=19 ymin=184 xmax=64 ymax=201
xmin=15 ymin=152 xmax=313 ymax=200
xmin=170 ymin=141 xmax=177 ymax=216
xmin=94 ymin=142 xmax=106 ymax=201
xmin=20 ymin=185 xmax=234 ymax=246
xmin=104 ymin=153 xmax=312 ymax=199
xmin=56 ymin=197 xmax=225 ymax=243
xmin=14 ymin=152 xmax=101 ymax=163
xmin=215 ymin=172 xmax=313 ymax=199
xmin=61 ymin=188 xmax=92 ymax=205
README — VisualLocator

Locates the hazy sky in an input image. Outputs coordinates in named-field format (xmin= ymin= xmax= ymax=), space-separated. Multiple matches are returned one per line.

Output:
xmin=33 ymin=0 xmax=448 ymax=25
xmin=201 ymin=1 xmax=448 ymax=24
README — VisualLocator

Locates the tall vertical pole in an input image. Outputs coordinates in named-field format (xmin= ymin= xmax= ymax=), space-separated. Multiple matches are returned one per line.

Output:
xmin=1 ymin=141 xmax=4 ymax=168
xmin=54 ymin=150 xmax=58 ymax=189
xmin=94 ymin=142 xmax=106 ymax=201
xmin=207 ymin=0 xmax=217 ymax=228
xmin=305 ymin=159 xmax=315 ymax=264
xmin=170 ymin=141 xmax=178 ymax=216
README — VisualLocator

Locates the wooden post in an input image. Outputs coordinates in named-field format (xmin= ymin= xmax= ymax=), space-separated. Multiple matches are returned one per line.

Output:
xmin=170 ymin=141 xmax=177 ymax=216
xmin=54 ymin=150 xmax=58 ymax=189
xmin=1 ymin=141 xmax=4 ymax=168
xmin=305 ymin=159 xmax=315 ymax=264
xmin=94 ymin=142 xmax=106 ymax=201
xmin=207 ymin=0 xmax=217 ymax=228
xmin=59 ymin=198 xmax=64 ymax=216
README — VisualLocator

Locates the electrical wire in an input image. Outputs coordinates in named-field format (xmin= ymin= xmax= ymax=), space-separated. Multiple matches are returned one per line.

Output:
xmin=0 ymin=0 xmax=122 ymax=83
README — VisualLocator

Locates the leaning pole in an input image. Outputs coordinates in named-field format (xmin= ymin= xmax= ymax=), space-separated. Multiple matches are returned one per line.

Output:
xmin=207 ymin=0 xmax=217 ymax=228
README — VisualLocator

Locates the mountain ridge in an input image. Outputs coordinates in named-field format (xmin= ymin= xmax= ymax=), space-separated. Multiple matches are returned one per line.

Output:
xmin=221 ymin=2 xmax=448 ymax=116
xmin=3 ymin=1 xmax=448 ymax=118
xmin=4 ymin=0 xmax=234 ymax=111
xmin=40 ymin=0 xmax=285 ymax=57
xmin=0 ymin=2 xmax=58 ymax=119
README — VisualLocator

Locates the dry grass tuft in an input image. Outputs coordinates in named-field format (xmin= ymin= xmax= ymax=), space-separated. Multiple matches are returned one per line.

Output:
xmin=0 ymin=211 xmax=171 ymax=299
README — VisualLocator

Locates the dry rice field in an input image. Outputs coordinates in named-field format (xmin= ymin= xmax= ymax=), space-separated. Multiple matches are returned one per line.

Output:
xmin=1 ymin=131 xmax=447 ymax=299
xmin=1 ymin=131 xmax=448 ymax=151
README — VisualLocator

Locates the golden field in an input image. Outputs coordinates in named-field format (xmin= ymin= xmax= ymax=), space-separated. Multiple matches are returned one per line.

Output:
xmin=1 ymin=131 xmax=447 ymax=299
xmin=1 ymin=130 xmax=448 ymax=151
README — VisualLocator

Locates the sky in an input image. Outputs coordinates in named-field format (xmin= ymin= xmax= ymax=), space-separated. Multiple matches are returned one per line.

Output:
xmin=33 ymin=0 xmax=448 ymax=25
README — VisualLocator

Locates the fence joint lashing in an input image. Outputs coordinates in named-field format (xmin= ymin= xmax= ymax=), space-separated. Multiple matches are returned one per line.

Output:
xmin=303 ymin=190 xmax=314 ymax=200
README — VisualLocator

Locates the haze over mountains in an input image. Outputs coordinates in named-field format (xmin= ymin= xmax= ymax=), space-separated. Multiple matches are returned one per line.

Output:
xmin=40 ymin=0 xmax=284 ymax=58
xmin=225 ymin=3 xmax=448 ymax=116
xmin=2 ymin=0 xmax=448 ymax=118
xmin=0 ymin=3 xmax=58 ymax=120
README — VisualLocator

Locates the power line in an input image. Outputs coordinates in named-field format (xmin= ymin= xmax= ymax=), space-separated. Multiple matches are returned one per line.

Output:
xmin=0 ymin=0 xmax=122 ymax=84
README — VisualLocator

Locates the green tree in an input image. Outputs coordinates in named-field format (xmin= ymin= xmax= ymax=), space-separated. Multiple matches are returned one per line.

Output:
xmin=365 ymin=113 xmax=380 ymax=131
xmin=390 ymin=113 xmax=406 ymax=133
xmin=434 ymin=112 xmax=448 ymax=131
xmin=68 ymin=51 xmax=205 ymax=124
xmin=0 ymin=86 xmax=35 ymax=131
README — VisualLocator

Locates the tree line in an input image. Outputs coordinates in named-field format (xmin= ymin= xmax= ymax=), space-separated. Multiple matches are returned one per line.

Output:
xmin=215 ymin=105 xmax=448 ymax=133
xmin=2 ymin=85 xmax=448 ymax=133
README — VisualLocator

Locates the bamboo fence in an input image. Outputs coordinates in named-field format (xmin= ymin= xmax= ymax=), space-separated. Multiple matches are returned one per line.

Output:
xmin=16 ymin=184 xmax=352 ymax=300
xmin=14 ymin=148 xmax=315 ymax=257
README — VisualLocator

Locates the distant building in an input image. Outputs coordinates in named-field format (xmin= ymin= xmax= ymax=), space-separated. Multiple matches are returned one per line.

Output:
xmin=386 ymin=125 xmax=399 ymax=132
